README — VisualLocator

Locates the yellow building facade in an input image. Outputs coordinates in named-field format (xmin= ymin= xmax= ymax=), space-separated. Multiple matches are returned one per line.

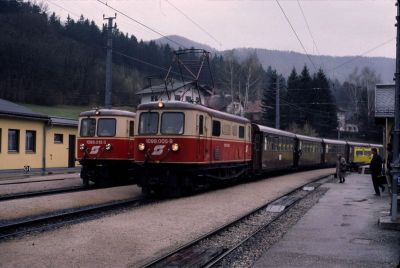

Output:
xmin=0 ymin=99 xmax=78 ymax=173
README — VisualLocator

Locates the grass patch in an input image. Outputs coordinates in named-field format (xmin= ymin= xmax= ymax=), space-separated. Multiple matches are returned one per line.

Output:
xmin=20 ymin=104 xmax=89 ymax=119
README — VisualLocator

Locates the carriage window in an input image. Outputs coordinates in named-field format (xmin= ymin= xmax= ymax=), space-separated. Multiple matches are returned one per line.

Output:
xmin=239 ymin=126 xmax=245 ymax=138
xmin=129 ymin=121 xmax=134 ymax=137
xmin=139 ymin=112 xmax=159 ymax=134
xmin=161 ymin=112 xmax=184 ymax=135
xmin=98 ymin=119 xmax=116 ymax=137
xmin=80 ymin=119 xmax=96 ymax=137
xmin=212 ymin=120 xmax=221 ymax=136
xmin=199 ymin=115 xmax=204 ymax=135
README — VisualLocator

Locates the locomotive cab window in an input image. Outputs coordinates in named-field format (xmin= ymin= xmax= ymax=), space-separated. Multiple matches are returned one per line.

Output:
xmin=161 ymin=112 xmax=184 ymax=135
xmin=98 ymin=119 xmax=116 ymax=137
xmin=139 ymin=112 xmax=159 ymax=134
xmin=80 ymin=119 xmax=96 ymax=137
xmin=212 ymin=120 xmax=221 ymax=137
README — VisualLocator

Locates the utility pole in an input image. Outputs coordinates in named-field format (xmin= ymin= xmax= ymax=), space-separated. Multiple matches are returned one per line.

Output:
xmin=391 ymin=0 xmax=400 ymax=221
xmin=275 ymin=78 xmax=280 ymax=129
xmin=104 ymin=14 xmax=116 ymax=109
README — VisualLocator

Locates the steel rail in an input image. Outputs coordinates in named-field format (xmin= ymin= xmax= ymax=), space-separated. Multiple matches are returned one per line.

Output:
xmin=0 ymin=186 xmax=87 ymax=202
xmin=142 ymin=174 xmax=332 ymax=268
xmin=0 ymin=197 xmax=148 ymax=240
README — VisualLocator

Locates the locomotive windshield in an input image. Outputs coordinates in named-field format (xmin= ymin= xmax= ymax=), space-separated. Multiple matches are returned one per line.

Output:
xmin=97 ymin=118 xmax=116 ymax=137
xmin=139 ymin=112 xmax=159 ymax=134
xmin=80 ymin=118 xmax=96 ymax=137
xmin=161 ymin=112 xmax=184 ymax=135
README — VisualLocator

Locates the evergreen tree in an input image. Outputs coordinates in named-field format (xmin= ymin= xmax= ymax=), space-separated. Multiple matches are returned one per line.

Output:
xmin=312 ymin=69 xmax=338 ymax=137
xmin=261 ymin=67 xmax=285 ymax=128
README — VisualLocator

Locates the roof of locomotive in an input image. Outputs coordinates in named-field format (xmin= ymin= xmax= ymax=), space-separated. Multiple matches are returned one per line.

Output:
xmin=295 ymin=134 xmax=323 ymax=143
xmin=137 ymin=101 xmax=250 ymax=124
xmin=369 ymin=143 xmax=383 ymax=148
xmin=346 ymin=141 xmax=373 ymax=147
xmin=322 ymin=138 xmax=346 ymax=145
xmin=79 ymin=109 xmax=136 ymax=117
xmin=252 ymin=124 xmax=296 ymax=138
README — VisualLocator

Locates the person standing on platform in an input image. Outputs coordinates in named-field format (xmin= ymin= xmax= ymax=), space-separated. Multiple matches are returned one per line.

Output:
xmin=336 ymin=154 xmax=347 ymax=183
xmin=370 ymin=148 xmax=384 ymax=196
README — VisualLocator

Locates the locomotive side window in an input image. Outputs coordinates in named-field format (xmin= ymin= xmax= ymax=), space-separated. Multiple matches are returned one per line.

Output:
xmin=199 ymin=115 xmax=204 ymax=135
xmin=239 ymin=126 xmax=245 ymax=138
xmin=98 ymin=119 xmax=116 ymax=137
xmin=161 ymin=112 xmax=184 ymax=135
xmin=212 ymin=120 xmax=221 ymax=136
xmin=139 ymin=112 xmax=159 ymax=134
xmin=80 ymin=119 xmax=96 ymax=137
xmin=129 ymin=121 xmax=134 ymax=137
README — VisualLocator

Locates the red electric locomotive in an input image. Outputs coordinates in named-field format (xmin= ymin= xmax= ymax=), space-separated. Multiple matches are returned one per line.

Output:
xmin=77 ymin=108 xmax=137 ymax=186
xmin=134 ymin=101 xmax=252 ymax=195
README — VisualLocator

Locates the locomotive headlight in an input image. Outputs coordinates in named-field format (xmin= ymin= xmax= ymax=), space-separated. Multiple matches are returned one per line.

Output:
xmin=158 ymin=101 xmax=164 ymax=108
xmin=138 ymin=143 xmax=146 ymax=151
xmin=105 ymin=143 xmax=112 ymax=151
xmin=79 ymin=143 xmax=86 ymax=151
xmin=171 ymin=143 xmax=179 ymax=152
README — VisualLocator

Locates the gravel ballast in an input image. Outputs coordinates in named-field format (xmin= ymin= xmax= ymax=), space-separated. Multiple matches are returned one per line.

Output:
xmin=0 ymin=169 xmax=333 ymax=267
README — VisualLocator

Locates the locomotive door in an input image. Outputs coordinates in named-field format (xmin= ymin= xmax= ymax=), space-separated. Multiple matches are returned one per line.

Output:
xmin=196 ymin=114 xmax=206 ymax=162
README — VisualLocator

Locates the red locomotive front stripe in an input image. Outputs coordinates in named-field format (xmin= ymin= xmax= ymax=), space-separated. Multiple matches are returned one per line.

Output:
xmin=77 ymin=138 xmax=135 ymax=160
xmin=135 ymin=136 xmax=251 ymax=164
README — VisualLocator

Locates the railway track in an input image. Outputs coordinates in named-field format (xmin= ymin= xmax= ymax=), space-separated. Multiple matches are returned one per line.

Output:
xmin=143 ymin=174 xmax=332 ymax=268
xmin=0 ymin=196 xmax=151 ymax=241
xmin=0 ymin=178 xmax=74 ymax=186
xmin=0 ymin=186 xmax=88 ymax=201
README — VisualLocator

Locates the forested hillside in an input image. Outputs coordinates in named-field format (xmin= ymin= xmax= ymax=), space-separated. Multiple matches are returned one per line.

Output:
xmin=0 ymin=0 xmax=382 ymax=141
xmin=0 ymin=0 xmax=173 ymax=106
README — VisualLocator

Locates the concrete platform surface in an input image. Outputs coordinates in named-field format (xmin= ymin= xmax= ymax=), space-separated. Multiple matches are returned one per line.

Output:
xmin=253 ymin=173 xmax=400 ymax=268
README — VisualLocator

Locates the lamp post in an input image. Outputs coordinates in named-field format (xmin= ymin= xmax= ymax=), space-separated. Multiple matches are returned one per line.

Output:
xmin=391 ymin=0 xmax=400 ymax=221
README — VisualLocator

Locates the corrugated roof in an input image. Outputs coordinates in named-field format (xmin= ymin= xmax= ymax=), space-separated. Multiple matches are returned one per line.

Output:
xmin=0 ymin=99 xmax=48 ymax=120
xmin=50 ymin=117 xmax=78 ymax=127
xmin=375 ymin=84 xmax=394 ymax=118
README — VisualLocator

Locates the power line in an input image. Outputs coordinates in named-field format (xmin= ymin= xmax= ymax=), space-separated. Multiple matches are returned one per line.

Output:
xmin=328 ymin=37 xmax=395 ymax=73
xmin=275 ymin=0 xmax=317 ymax=72
xmin=95 ymin=0 xmax=187 ymax=49
xmin=296 ymin=0 xmax=323 ymax=68
xmin=45 ymin=0 xmax=81 ymax=18
xmin=165 ymin=0 xmax=222 ymax=48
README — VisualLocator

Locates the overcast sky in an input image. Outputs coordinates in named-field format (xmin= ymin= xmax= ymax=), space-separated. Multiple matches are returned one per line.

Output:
xmin=44 ymin=0 xmax=396 ymax=59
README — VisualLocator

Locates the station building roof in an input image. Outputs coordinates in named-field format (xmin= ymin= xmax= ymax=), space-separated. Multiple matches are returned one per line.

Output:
xmin=0 ymin=98 xmax=77 ymax=126
xmin=375 ymin=84 xmax=394 ymax=118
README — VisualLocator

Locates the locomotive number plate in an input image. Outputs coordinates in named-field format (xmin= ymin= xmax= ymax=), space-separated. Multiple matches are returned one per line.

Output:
xmin=145 ymin=138 xmax=173 ymax=144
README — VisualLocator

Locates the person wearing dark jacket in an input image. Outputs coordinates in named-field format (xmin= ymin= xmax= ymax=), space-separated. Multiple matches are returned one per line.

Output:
xmin=370 ymin=148 xmax=384 ymax=196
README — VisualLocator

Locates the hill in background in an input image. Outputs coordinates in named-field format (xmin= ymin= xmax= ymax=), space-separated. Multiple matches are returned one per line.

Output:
xmin=154 ymin=35 xmax=395 ymax=83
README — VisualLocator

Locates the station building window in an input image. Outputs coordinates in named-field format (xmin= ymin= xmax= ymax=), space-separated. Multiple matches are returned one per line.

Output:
xmin=8 ymin=129 xmax=19 ymax=152
xmin=25 ymin=130 xmax=36 ymax=152
xmin=54 ymin=133 xmax=64 ymax=144
xmin=174 ymin=95 xmax=181 ymax=101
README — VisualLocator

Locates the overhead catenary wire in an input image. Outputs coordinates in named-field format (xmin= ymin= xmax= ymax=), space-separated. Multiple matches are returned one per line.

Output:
xmin=328 ymin=37 xmax=395 ymax=73
xmin=296 ymin=0 xmax=323 ymax=68
xmin=165 ymin=0 xmax=222 ymax=49
xmin=275 ymin=0 xmax=317 ymax=72
xmin=95 ymin=0 xmax=187 ymax=49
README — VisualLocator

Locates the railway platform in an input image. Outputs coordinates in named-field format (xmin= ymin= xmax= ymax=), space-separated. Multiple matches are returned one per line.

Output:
xmin=253 ymin=172 xmax=400 ymax=268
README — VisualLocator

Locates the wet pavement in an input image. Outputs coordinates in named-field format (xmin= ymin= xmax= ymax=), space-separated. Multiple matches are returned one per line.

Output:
xmin=253 ymin=173 xmax=400 ymax=268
